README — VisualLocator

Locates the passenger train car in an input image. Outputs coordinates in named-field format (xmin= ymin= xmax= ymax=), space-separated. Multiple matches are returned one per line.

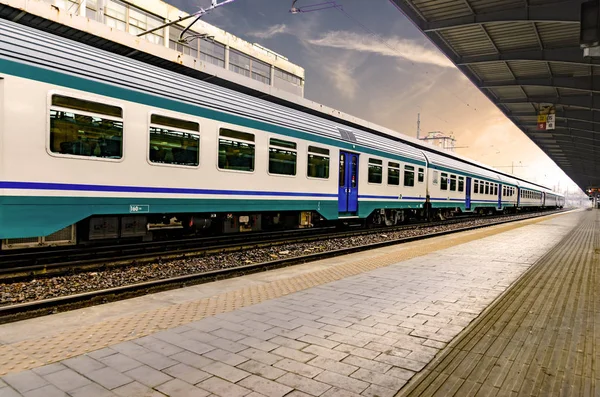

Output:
xmin=0 ymin=18 xmax=564 ymax=249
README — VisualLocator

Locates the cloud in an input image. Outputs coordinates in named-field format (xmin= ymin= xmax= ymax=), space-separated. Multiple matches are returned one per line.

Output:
xmin=246 ymin=23 xmax=453 ymax=70
xmin=248 ymin=24 xmax=289 ymax=39
xmin=328 ymin=58 xmax=360 ymax=99
xmin=306 ymin=30 xmax=455 ymax=68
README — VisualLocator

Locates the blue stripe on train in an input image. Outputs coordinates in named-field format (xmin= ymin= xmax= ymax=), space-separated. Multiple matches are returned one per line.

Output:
xmin=0 ymin=181 xmax=338 ymax=198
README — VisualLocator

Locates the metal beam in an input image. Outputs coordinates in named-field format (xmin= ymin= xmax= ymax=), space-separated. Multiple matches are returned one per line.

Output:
xmin=522 ymin=121 xmax=600 ymax=135
xmin=529 ymin=132 xmax=600 ymax=143
xmin=508 ymin=109 xmax=600 ymax=124
xmin=482 ymin=77 xmax=600 ymax=93
xmin=532 ymin=138 xmax=599 ymax=148
xmin=457 ymin=48 xmax=599 ymax=67
xmin=499 ymin=95 xmax=600 ymax=111
xmin=538 ymin=144 xmax=599 ymax=154
xmin=422 ymin=2 xmax=581 ymax=32
xmin=542 ymin=142 xmax=599 ymax=151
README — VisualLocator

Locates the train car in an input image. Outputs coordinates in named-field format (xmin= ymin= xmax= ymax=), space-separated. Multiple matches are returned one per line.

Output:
xmin=424 ymin=151 xmax=501 ymax=215
xmin=543 ymin=190 xmax=564 ymax=209
xmin=0 ymin=18 xmax=563 ymax=250
xmin=517 ymin=181 xmax=544 ymax=209
xmin=500 ymin=182 xmax=519 ymax=211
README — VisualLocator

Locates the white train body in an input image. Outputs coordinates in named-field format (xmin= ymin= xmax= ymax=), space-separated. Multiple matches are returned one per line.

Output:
xmin=0 ymin=18 xmax=563 ymax=247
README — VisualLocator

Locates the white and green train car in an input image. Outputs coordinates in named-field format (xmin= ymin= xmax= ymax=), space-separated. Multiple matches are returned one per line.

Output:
xmin=0 ymin=17 xmax=563 ymax=249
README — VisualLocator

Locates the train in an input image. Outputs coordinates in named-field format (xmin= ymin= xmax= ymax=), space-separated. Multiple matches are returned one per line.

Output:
xmin=0 ymin=17 xmax=564 ymax=250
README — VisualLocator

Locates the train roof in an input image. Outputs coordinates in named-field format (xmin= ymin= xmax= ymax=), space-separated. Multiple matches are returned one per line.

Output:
xmin=0 ymin=9 xmax=555 ymax=192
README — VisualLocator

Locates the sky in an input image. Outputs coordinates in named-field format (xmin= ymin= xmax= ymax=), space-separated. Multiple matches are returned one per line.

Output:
xmin=169 ymin=0 xmax=583 ymax=195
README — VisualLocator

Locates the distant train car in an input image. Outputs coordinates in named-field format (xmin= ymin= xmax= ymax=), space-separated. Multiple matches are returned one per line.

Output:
xmin=0 ymin=19 xmax=562 ymax=250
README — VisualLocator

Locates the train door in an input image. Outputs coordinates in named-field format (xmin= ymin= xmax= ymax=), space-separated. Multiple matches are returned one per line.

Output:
xmin=338 ymin=151 xmax=359 ymax=214
xmin=517 ymin=187 xmax=521 ymax=207
xmin=465 ymin=177 xmax=472 ymax=210
xmin=497 ymin=183 xmax=502 ymax=209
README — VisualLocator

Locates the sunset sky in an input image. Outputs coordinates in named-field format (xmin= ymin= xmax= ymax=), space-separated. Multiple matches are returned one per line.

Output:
xmin=171 ymin=0 xmax=582 ymax=194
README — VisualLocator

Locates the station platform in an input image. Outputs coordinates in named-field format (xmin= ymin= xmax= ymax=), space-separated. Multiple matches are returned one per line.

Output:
xmin=0 ymin=210 xmax=591 ymax=397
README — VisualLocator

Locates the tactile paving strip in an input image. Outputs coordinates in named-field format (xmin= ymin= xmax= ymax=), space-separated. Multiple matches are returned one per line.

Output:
xmin=0 ymin=214 xmax=566 ymax=375
xmin=399 ymin=210 xmax=597 ymax=397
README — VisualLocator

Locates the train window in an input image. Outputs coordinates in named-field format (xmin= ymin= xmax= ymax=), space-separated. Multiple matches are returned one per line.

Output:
xmin=307 ymin=146 xmax=330 ymax=179
xmin=50 ymin=95 xmax=123 ymax=159
xmin=404 ymin=165 xmax=415 ymax=187
xmin=432 ymin=171 xmax=439 ymax=185
xmin=458 ymin=176 xmax=464 ymax=192
xmin=368 ymin=158 xmax=383 ymax=184
xmin=418 ymin=168 xmax=424 ymax=183
xmin=339 ymin=153 xmax=345 ymax=187
xmin=485 ymin=182 xmax=489 ymax=195
xmin=149 ymin=114 xmax=199 ymax=166
xmin=474 ymin=180 xmax=479 ymax=193
xmin=441 ymin=173 xmax=448 ymax=190
xmin=387 ymin=162 xmax=400 ymax=186
xmin=218 ymin=128 xmax=255 ymax=172
xmin=269 ymin=138 xmax=297 ymax=176
xmin=351 ymin=155 xmax=357 ymax=188
xmin=449 ymin=175 xmax=457 ymax=191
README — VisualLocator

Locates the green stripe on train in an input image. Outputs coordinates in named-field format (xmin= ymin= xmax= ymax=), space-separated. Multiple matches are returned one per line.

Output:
xmin=0 ymin=196 xmax=338 ymax=239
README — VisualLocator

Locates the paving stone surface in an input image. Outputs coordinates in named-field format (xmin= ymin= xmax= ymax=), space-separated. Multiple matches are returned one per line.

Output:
xmin=0 ymin=212 xmax=583 ymax=396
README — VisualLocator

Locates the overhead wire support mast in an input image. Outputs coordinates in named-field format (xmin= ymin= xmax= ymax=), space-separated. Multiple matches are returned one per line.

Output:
xmin=137 ymin=0 xmax=237 ymax=41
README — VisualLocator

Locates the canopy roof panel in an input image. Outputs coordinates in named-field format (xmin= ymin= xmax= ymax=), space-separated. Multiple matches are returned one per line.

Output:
xmin=392 ymin=0 xmax=598 ymax=191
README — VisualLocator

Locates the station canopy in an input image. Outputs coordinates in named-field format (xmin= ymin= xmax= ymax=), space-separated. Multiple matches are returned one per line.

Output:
xmin=392 ymin=0 xmax=597 ymax=193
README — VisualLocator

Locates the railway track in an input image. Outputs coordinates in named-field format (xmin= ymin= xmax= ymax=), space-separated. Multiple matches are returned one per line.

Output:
xmin=0 ymin=215 xmax=499 ymax=281
xmin=0 ymin=209 xmax=568 ymax=324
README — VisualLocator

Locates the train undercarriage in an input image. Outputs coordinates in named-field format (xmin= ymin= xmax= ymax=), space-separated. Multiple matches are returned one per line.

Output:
xmin=1 ymin=204 xmax=561 ymax=251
